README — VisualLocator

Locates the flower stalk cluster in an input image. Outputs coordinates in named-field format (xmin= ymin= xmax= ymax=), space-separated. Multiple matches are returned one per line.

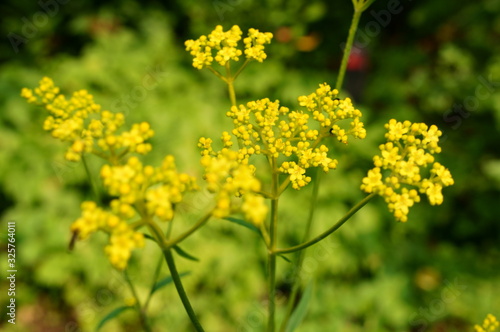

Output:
xmin=21 ymin=78 xmax=264 ymax=271
xmin=200 ymin=83 xmax=366 ymax=191
xmin=22 ymin=11 xmax=457 ymax=331
xmin=361 ymin=119 xmax=454 ymax=222
xmin=185 ymin=25 xmax=273 ymax=70
xmin=21 ymin=77 xmax=153 ymax=163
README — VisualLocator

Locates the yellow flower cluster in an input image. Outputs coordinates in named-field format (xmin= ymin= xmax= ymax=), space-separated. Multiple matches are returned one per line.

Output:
xmin=71 ymin=155 xmax=197 ymax=269
xmin=200 ymin=149 xmax=267 ymax=225
xmin=185 ymin=25 xmax=272 ymax=69
xmin=22 ymin=78 xmax=204 ymax=269
xmin=71 ymin=201 xmax=144 ymax=270
xmin=101 ymin=156 xmax=198 ymax=222
xmin=244 ymin=28 xmax=274 ymax=62
xmin=21 ymin=77 xmax=153 ymax=162
xmin=201 ymin=83 xmax=364 ymax=190
xmin=361 ymin=119 xmax=454 ymax=222
xmin=475 ymin=314 xmax=499 ymax=332
xmin=298 ymin=83 xmax=366 ymax=143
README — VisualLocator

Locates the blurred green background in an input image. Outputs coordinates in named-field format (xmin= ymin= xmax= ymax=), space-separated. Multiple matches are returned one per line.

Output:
xmin=1 ymin=0 xmax=499 ymax=331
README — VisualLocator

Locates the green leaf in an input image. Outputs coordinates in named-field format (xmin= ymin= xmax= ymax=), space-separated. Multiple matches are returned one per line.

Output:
xmin=224 ymin=217 xmax=261 ymax=236
xmin=96 ymin=305 xmax=134 ymax=331
xmin=173 ymin=245 xmax=199 ymax=261
xmin=285 ymin=282 xmax=314 ymax=332
xmin=152 ymin=271 xmax=191 ymax=294
xmin=142 ymin=233 xmax=157 ymax=242
xmin=278 ymin=254 xmax=292 ymax=263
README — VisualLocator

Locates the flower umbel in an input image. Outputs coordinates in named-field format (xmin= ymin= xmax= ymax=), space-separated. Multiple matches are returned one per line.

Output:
xmin=361 ymin=119 xmax=454 ymax=222
xmin=72 ymin=155 xmax=198 ymax=269
xmin=21 ymin=77 xmax=154 ymax=163
xmin=201 ymin=83 xmax=365 ymax=190
xmin=475 ymin=314 xmax=499 ymax=332
xmin=185 ymin=25 xmax=272 ymax=70
xmin=70 ymin=201 xmax=145 ymax=270
xmin=200 ymin=149 xmax=267 ymax=225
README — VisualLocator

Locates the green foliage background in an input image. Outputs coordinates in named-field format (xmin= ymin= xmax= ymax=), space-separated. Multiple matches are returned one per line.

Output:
xmin=0 ymin=0 xmax=499 ymax=331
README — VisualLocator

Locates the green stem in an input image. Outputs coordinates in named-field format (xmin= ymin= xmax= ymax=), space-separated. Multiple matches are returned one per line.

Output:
xmin=166 ymin=212 xmax=211 ymax=248
xmin=163 ymin=249 xmax=205 ymax=332
xmin=233 ymin=58 xmax=251 ymax=81
xmin=146 ymin=219 xmax=168 ymax=247
xmin=227 ymin=79 xmax=237 ymax=108
xmin=81 ymin=154 xmax=100 ymax=202
xmin=279 ymin=169 xmax=321 ymax=331
xmin=206 ymin=66 xmax=227 ymax=82
xmin=143 ymin=255 xmax=164 ymax=312
xmin=225 ymin=62 xmax=238 ymax=107
xmin=124 ymin=269 xmax=152 ymax=332
xmin=335 ymin=5 xmax=363 ymax=91
xmin=275 ymin=193 xmax=376 ymax=254
xmin=267 ymin=158 xmax=280 ymax=332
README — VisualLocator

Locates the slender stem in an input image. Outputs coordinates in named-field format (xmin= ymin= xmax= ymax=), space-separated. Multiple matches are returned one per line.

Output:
xmin=206 ymin=66 xmax=227 ymax=82
xmin=227 ymin=80 xmax=237 ymax=108
xmin=275 ymin=193 xmax=376 ymax=254
xmin=143 ymin=255 xmax=164 ymax=311
xmin=279 ymin=169 xmax=321 ymax=331
xmin=335 ymin=7 xmax=362 ymax=91
xmin=166 ymin=215 xmax=174 ymax=239
xmin=225 ymin=62 xmax=238 ymax=107
xmin=267 ymin=157 xmax=280 ymax=332
xmin=166 ymin=212 xmax=211 ymax=248
xmin=146 ymin=219 xmax=168 ymax=247
xmin=278 ymin=177 xmax=291 ymax=196
xmin=233 ymin=58 xmax=251 ymax=80
xmin=163 ymin=249 xmax=205 ymax=332
xmin=81 ymin=154 xmax=100 ymax=202
xmin=260 ymin=222 xmax=271 ymax=248
xmin=268 ymin=249 xmax=277 ymax=332
xmin=124 ymin=269 xmax=152 ymax=332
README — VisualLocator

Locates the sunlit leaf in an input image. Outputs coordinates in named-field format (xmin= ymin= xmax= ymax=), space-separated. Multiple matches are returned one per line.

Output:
xmin=285 ymin=282 xmax=313 ymax=332
xmin=96 ymin=306 xmax=133 ymax=331
xmin=173 ymin=245 xmax=199 ymax=261
xmin=152 ymin=271 xmax=191 ymax=294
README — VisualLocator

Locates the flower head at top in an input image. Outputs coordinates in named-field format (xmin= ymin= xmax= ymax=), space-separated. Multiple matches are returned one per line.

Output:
xmin=185 ymin=25 xmax=273 ymax=69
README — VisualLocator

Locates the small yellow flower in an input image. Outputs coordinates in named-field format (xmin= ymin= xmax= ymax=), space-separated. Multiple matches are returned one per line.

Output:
xmin=71 ymin=202 xmax=144 ymax=270
xmin=21 ymin=77 xmax=154 ymax=162
xmin=475 ymin=314 xmax=499 ymax=332
xmin=185 ymin=25 xmax=272 ymax=69
xmin=361 ymin=119 xmax=453 ymax=222
xmin=207 ymin=83 xmax=364 ymax=191
xmin=201 ymin=150 xmax=266 ymax=224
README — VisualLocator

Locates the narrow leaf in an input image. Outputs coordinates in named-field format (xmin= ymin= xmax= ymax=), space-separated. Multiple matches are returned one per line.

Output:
xmin=152 ymin=271 xmax=191 ymax=294
xmin=278 ymin=254 xmax=292 ymax=263
xmin=142 ymin=233 xmax=157 ymax=242
xmin=173 ymin=245 xmax=199 ymax=262
xmin=96 ymin=306 xmax=133 ymax=331
xmin=224 ymin=217 xmax=261 ymax=235
xmin=285 ymin=282 xmax=314 ymax=332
